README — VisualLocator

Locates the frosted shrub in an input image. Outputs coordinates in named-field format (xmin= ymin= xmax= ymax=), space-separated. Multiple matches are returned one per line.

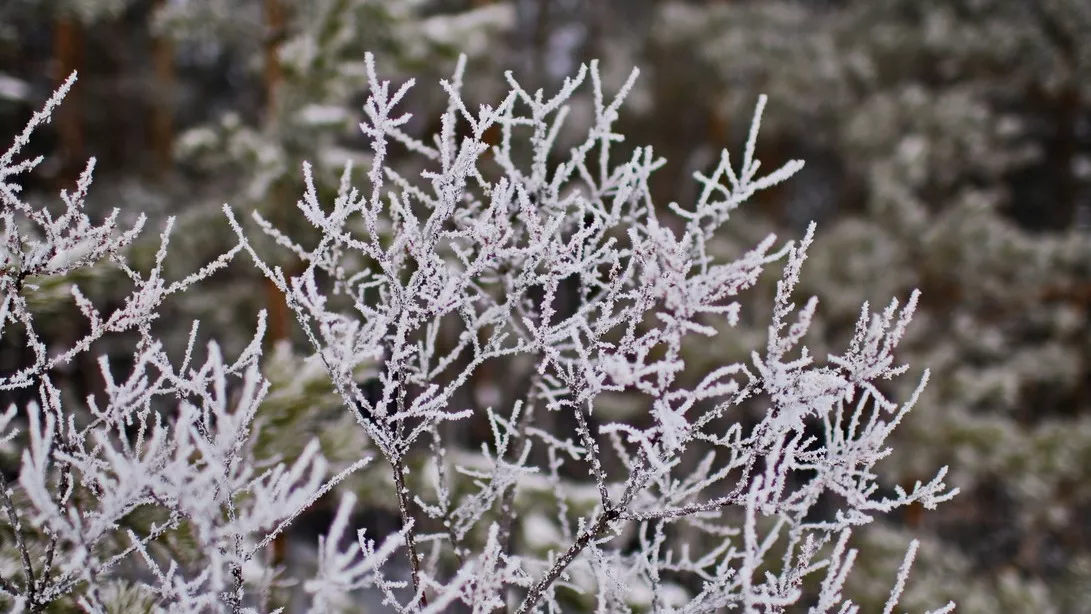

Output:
xmin=0 ymin=57 xmax=956 ymax=612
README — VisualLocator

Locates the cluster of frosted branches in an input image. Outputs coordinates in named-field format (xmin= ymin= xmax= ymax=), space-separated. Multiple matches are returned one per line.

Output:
xmin=225 ymin=55 xmax=957 ymax=612
xmin=0 ymin=56 xmax=957 ymax=612
xmin=0 ymin=75 xmax=366 ymax=612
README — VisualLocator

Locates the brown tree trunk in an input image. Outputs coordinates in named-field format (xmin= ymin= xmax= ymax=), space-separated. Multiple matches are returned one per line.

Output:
xmin=53 ymin=15 xmax=84 ymax=184
xmin=261 ymin=0 xmax=293 ymax=349
xmin=263 ymin=0 xmax=286 ymax=122
xmin=150 ymin=0 xmax=175 ymax=176
xmin=263 ymin=0 xmax=293 ymax=571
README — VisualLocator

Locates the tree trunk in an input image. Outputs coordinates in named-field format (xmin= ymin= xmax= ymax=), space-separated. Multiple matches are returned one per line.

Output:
xmin=53 ymin=15 xmax=84 ymax=185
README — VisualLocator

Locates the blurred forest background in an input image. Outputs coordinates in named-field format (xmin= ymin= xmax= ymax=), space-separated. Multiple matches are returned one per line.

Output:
xmin=2 ymin=0 xmax=1091 ymax=611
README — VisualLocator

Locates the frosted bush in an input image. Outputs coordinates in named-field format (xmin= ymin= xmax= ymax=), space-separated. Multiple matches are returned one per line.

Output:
xmin=0 ymin=56 xmax=956 ymax=612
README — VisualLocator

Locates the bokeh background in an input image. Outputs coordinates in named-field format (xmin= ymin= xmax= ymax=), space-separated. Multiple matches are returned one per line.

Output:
xmin=3 ymin=0 xmax=1091 ymax=611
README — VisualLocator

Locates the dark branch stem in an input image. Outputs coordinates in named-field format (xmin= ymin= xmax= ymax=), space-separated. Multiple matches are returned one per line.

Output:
xmin=496 ymin=372 xmax=542 ymax=555
xmin=515 ymin=506 xmax=620 ymax=614
xmin=391 ymin=455 xmax=428 ymax=608
xmin=0 ymin=471 xmax=36 ymax=606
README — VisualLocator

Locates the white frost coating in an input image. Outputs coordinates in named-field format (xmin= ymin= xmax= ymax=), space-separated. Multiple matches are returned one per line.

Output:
xmin=0 ymin=53 xmax=956 ymax=612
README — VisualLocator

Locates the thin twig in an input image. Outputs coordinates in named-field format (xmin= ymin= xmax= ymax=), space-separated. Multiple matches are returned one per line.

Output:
xmin=392 ymin=454 xmax=428 ymax=608
xmin=514 ymin=506 xmax=620 ymax=614
xmin=0 ymin=471 xmax=35 ymax=606
xmin=496 ymin=371 xmax=542 ymax=554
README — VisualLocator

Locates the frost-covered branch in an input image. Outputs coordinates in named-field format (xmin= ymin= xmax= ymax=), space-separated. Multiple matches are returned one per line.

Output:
xmin=0 ymin=49 xmax=956 ymax=611
xmin=228 ymin=53 xmax=957 ymax=612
